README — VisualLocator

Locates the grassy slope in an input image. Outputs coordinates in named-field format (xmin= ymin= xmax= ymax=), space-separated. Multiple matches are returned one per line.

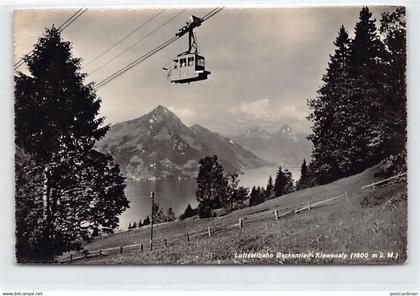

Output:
xmin=76 ymin=166 xmax=407 ymax=264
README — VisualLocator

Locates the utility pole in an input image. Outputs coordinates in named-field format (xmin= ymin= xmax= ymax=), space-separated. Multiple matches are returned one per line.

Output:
xmin=150 ymin=191 xmax=155 ymax=251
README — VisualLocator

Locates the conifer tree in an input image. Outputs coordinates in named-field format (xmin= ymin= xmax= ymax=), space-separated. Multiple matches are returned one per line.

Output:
xmin=143 ymin=216 xmax=151 ymax=226
xmin=301 ymin=159 xmax=308 ymax=180
xmin=308 ymin=25 xmax=351 ymax=184
xmin=273 ymin=166 xmax=284 ymax=197
xmin=379 ymin=7 xmax=406 ymax=170
xmin=180 ymin=204 xmax=196 ymax=220
xmin=249 ymin=186 xmax=265 ymax=207
xmin=248 ymin=186 xmax=258 ymax=207
xmin=296 ymin=159 xmax=310 ymax=190
xmin=14 ymin=27 xmax=129 ymax=262
xmin=345 ymin=7 xmax=387 ymax=169
xmin=265 ymin=176 xmax=274 ymax=200
xmin=307 ymin=6 xmax=405 ymax=184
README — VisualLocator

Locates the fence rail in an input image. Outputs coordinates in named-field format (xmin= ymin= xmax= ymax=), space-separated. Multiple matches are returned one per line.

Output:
xmin=59 ymin=190 xmax=352 ymax=264
xmin=59 ymin=172 xmax=407 ymax=263
xmin=361 ymin=172 xmax=407 ymax=190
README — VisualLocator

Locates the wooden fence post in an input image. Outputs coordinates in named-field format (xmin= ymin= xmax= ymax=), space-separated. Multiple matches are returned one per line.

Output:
xmin=186 ymin=232 xmax=190 ymax=242
xmin=274 ymin=210 xmax=279 ymax=221
xmin=120 ymin=245 xmax=123 ymax=254
xmin=164 ymin=239 xmax=168 ymax=247
xmin=84 ymin=250 xmax=88 ymax=260
xmin=308 ymin=202 xmax=311 ymax=210
xmin=140 ymin=243 xmax=143 ymax=252
xmin=208 ymin=226 xmax=211 ymax=237
xmin=99 ymin=250 xmax=103 ymax=257
xmin=239 ymin=218 xmax=243 ymax=228
xmin=344 ymin=192 xmax=348 ymax=201
xmin=70 ymin=254 xmax=73 ymax=263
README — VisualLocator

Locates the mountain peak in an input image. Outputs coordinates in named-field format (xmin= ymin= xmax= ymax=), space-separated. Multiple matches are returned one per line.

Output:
xmin=245 ymin=126 xmax=271 ymax=140
xmin=151 ymin=105 xmax=171 ymax=115
xmin=96 ymin=106 xmax=266 ymax=181
xmin=145 ymin=105 xmax=182 ymax=125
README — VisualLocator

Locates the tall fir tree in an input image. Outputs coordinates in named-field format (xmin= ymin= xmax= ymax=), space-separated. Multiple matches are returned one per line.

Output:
xmin=15 ymin=26 xmax=107 ymax=160
xmin=308 ymin=25 xmax=351 ymax=184
xmin=273 ymin=166 xmax=285 ymax=197
xmin=379 ymin=7 xmax=406 ymax=173
xmin=14 ymin=27 xmax=129 ymax=262
xmin=307 ymin=6 xmax=405 ymax=184
xmin=345 ymin=6 xmax=387 ymax=170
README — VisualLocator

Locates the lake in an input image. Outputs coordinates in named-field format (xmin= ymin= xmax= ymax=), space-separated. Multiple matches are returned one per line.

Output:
xmin=119 ymin=166 xmax=300 ymax=230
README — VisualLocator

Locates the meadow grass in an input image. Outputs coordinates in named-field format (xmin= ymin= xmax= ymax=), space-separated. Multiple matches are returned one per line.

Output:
xmin=72 ymin=166 xmax=407 ymax=265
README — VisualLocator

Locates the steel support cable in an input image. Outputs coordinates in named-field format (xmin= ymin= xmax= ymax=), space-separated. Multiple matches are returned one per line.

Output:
xmin=89 ymin=9 xmax=187 ymax=75
xmin=58 ymin=8 xmax=88 ymax=32
xmin=85 ymin=9 xmax=166 ymax=67
xmin=14 ymin=8 xmax=88 ymax=70
xmin=56 ymin=8 xmax=83 ymax=31
xmin=201 ymin=7 xmax=223 ymax=21
xmin=94 ymin=35 xmax=178 ymax=89
xmin=94 ymin=7 xmax=223 ymax=89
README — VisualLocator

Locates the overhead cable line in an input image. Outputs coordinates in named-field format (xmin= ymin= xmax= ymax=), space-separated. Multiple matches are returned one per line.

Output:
xmin=89 ymin=9 xmax=187 ymax=75
xmin=58 ymin=8 xmax=88 ymax=32
xmin=201 ymin=6 xmax=223 ymax=20
xmin=14 ymin=8 xmax=88 ymax=70
xmin=85 ymin=9 xmax=166 ymax=67
xmin=94 ymin=7 xmax=223 ymax=89
xmin=57 ymin=8 xmax=84 ymax=31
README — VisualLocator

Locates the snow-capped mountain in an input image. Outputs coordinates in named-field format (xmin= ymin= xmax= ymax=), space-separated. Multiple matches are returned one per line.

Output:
xmin=232 ymin=125 xmax=312 ymax=166
xmin=274 ymin=124 xmax=298 ymax=141
xmin=244 ymin=127 xmax=272 ymax=140
xmin=96 ymin=105 xmax=267 ymax=180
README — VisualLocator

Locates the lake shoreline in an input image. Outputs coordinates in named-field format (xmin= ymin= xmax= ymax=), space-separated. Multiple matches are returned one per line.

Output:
xmin=119 ymin=166 xmax=300 ymax=230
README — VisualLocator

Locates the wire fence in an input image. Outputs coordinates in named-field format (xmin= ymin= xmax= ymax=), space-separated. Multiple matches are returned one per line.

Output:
xmin=58 ymin=192 xmax=349 ymax=263
xmin=58 ymin=171 xmax=407 ymax=263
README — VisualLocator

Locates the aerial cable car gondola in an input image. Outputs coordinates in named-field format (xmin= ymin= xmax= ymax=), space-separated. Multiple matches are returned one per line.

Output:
xmin=163 ymin=15 xmax=210 ymax=84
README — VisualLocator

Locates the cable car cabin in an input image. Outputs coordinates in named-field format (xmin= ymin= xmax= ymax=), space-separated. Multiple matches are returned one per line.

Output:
xmin=167 ymin=53 xmax=210 ymax=84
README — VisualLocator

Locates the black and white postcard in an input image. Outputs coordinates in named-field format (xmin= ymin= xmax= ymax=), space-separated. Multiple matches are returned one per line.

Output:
xmin=14 ymin=6 xmax=407 ymax=264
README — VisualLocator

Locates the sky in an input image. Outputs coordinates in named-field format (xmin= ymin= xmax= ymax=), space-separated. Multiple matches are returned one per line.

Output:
xmin=14 ymin=6 xmax=396 ymax=135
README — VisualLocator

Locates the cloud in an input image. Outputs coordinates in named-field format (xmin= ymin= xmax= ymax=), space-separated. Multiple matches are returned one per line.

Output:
xmin=168 ymin=106 xmax=198 ymax=125
xmin=280 ymin=106 xmax=308 ymax=120
xmin=229 ymin=98 xmax=308 ymax=122
xmin=229 ymin=98 xmax=271 ymax=119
